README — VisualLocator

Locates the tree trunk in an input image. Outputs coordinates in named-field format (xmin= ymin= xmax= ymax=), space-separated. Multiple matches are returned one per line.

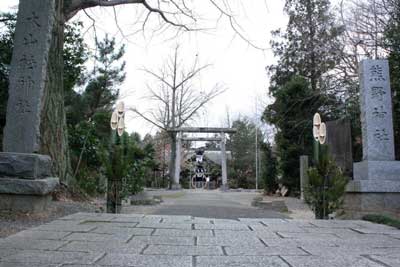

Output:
xmin=168 ymin=132 xmax=177 ymax=189
xmin=39 ymin=0 xmax=73 ymax=185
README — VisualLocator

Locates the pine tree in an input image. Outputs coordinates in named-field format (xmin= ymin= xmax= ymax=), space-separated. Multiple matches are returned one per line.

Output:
xmin=263 ymin=77 xmax=325 ymax=191
xmin=268 ymin=0 xmax=343 ymax=93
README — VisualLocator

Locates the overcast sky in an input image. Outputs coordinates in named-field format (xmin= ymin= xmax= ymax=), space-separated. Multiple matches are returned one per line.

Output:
xmin=1 ymin=1 xmax=289 ymax=138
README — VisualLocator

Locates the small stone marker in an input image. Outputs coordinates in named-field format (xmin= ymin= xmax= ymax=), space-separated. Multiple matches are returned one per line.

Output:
xmin=0 ymin=0 xmax=58 ymax=212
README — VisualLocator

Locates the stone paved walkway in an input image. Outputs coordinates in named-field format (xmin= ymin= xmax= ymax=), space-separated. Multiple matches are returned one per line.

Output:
xmin=1 ymin=213 xmax=400 ymax=266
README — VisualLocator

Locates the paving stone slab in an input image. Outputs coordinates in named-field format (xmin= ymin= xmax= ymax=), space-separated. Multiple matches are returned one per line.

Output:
xmin=81 ymin=221 xmax=138 ymax=228
xmin=58 ymin=241 xmax=145 ymax=254
xmin=261 ymin=238 xmax=338 ymax=247
xmin=1 ymin=250 xmax=102 ymax=265
xmin=238 ymin=218 xmax=264 ymax=223
xmin=302 ymin=227 xmax=364 ymax=237
xmin=136 ymin=222 xmax=192 ymax=229
xmin=276 ymin=232 xmax=339 ymax=239
xmin=8 ymin=229 xmax=71 ymax=240
xmin=301 ymin=245 xmax=400 ymax=257
xmin=158 ymin=217 xmax=211 ymax=224
xmin=386 ymin=232 xmax=400 ymax=240
xmin=248 ymin=225 xmax=292 ymax=238
xmin=333 ymin=235 xmax=400 ymax=247
xmin=0 ymin=263 xmax=59 ymax=267
xmin=260 ymin=219 xmax=290 ymax=224
xmin=58 ymin=213 xmax=116 ymax=221
xmin=211 ymin=219 xmax=242 ymax=224
xmin=129 ymin=235 xmax=195 ymax=246
xmin=112 ymin=213 xmax=145 ymax=218
xmin=90 ymin=226 xmax=152 ymax=236
xmin=225 ymin=246 xmax=309 ymax=256
xmin=195 ymin=223 xmax=250 ymax=231
xmin=110 ymin=217 xmax=159 ymax=223
xmin=145 ymin=215 xmax=192 ymax=221
xmin=0 ymin=238 xmax=67 ymax=250
xmin=64 ymin=233 xmax=130 ymax=242
xmin=369 ymin=254 xmax=400 ymax=267
xmin=153 ymin=229 xmax=213 ymax=237
xmin=196 ymin=255 xmax=290 ymax=267
xmin=282 ymin=220 xmax=317 ymax=227
xmin=97 ymin=254 xmax=192 ymax=267
xmin=214 ymin=229 xmax=281 ymax=239
xmin=191 ymin=217 xmax=213 ymax=224
xmin=0 ymin=250 xmax=19 ymax=259
xmin=144 ymin=245 xmax=223 ymax=256
xmin=352 ymin=227 xmax=400 ymax=235
xmin=309 ymin=220 xmax=369 ymax=229
xmin=34 ymin=223 xmax=97 ymax=233
xmin=282 ymin=255 xmax=385 ymax=267
xmin=45 ymin=220 xmax=86 ymax=226
xmin=260 ymin=225 xmax=310 ymax=233
xmin=197 ymin=236 xmax=265 ymax=247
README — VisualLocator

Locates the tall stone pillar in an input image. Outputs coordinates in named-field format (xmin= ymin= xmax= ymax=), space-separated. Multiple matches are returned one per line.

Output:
xmin=220 ymin=132 xmax=228 ymax=191
xmin=345 ymin=60 xmax=400 ymax=218
xmin=0 ymin=0 xmax=59 ymax=212
xmin=172 ymin=132 xmax=182 ymax=190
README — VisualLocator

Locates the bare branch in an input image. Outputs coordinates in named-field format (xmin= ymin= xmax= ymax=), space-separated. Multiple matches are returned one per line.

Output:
xmin=137 ymin=46 xmax=225 ymax=131
xmin=130 ymin=107 xmax=167 ymax=130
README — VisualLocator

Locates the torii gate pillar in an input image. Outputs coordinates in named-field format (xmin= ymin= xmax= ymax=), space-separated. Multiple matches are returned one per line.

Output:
xmin=220 ymin=132 xmax=229 ymax=191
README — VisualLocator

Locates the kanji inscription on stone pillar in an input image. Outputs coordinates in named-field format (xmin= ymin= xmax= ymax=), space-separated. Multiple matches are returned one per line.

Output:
xmin=3 ymin=0 xmax=55 ymax=153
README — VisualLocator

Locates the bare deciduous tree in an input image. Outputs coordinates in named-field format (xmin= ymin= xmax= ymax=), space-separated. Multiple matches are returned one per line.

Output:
xmin=337 ymin=0 xmax=390 ymax=80
xmin=131 ymin=45 xmax=225 ymax=187
xmin=330 ymin=0 xmax=392 ymax=112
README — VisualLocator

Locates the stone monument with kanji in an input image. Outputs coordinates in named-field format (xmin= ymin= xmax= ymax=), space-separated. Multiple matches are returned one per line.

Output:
xmin=0 ymin=0 xmax=59 ymax=212
xmin=344 ymin=59 xmax=400 ymax=218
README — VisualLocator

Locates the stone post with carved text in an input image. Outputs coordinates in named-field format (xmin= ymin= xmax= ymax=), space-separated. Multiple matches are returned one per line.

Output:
xmin=345 ymin=59 xmax=400 ymax=218
xmin=3 ymin=0 xmax=55 ymax=153
xmin=359 ymin=60 xmax=395 ymax=161
xmin=0 ymin=0 xmax=59 ymax=212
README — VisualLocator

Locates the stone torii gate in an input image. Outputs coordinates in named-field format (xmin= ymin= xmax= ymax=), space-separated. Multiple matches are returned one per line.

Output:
xmin=167 ymin=127 xmax=236 ymax=191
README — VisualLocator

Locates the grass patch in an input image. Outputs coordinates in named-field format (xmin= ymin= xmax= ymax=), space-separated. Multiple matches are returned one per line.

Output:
xmin=362 ymin=214 xmax=400 ymax=229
